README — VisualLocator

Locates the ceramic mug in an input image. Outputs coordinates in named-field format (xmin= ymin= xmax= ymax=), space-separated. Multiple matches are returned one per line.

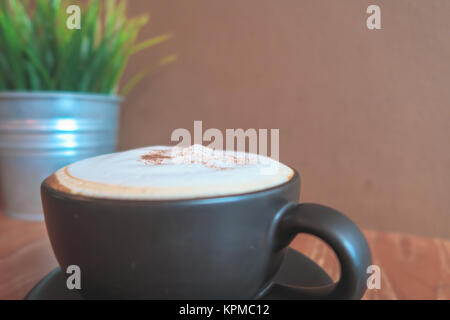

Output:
xmin=41 ymin=170 xmax=371 ymax=299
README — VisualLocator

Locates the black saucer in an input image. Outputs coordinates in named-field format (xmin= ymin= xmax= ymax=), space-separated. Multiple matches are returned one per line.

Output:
xmin=25 ymin=248 xmax=333 ymax=300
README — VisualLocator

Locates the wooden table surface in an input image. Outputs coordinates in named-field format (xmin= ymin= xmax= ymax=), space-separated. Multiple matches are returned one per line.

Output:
xmin=0 ymin=213 xmax=449 ymax=300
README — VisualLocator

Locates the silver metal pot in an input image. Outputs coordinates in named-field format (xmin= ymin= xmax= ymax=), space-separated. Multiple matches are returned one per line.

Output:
xmin=0 ymin=92 xmax=121 ymax=220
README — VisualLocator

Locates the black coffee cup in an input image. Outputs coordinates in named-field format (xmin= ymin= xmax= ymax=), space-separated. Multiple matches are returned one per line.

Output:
xmin=41 ymin=170 xmax=371 ymax=299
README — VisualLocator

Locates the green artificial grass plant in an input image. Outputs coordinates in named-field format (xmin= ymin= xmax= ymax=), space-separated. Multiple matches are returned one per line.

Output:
xmin=0 ymin=0 xmax=175 ymax=96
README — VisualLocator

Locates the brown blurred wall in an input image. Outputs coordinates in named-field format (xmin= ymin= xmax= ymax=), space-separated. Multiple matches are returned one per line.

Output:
xmin=120 ymin=0 xmax=450 ymax=239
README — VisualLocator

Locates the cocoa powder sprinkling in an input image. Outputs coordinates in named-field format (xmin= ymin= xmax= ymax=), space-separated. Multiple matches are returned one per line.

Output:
xmin=139 ymin=145 xmax=256 ymax=170
xmin=140 ymin=150 xmax=173 ymax=165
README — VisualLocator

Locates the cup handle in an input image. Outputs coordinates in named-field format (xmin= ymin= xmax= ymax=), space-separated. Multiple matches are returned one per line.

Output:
xmin=258 ymin=203 xmax=372 ymax=300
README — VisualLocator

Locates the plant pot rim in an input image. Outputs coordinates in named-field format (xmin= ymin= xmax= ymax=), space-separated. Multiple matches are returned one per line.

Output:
xmin=0 ymin=91 xmax=122 ymax=102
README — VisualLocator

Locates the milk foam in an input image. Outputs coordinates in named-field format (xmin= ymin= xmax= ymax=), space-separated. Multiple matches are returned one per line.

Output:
xmin=49 ymin=145 xmax=294 ymax=200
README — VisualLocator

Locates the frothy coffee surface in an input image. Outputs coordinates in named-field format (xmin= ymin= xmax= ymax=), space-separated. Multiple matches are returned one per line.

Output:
xmin=48 ymin=145 xmax=294 ymax=200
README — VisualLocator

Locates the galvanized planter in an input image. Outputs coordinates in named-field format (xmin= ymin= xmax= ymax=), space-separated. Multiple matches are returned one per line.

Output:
xmin=0 ymin=92 xmax=121 ymax=220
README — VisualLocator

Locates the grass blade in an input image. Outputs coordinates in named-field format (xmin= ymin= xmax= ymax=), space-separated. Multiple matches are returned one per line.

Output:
xmin=120 ymin=54 xmax=177 ymax=96
xmin=131 ymin=33 xmax=172 ymax=55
